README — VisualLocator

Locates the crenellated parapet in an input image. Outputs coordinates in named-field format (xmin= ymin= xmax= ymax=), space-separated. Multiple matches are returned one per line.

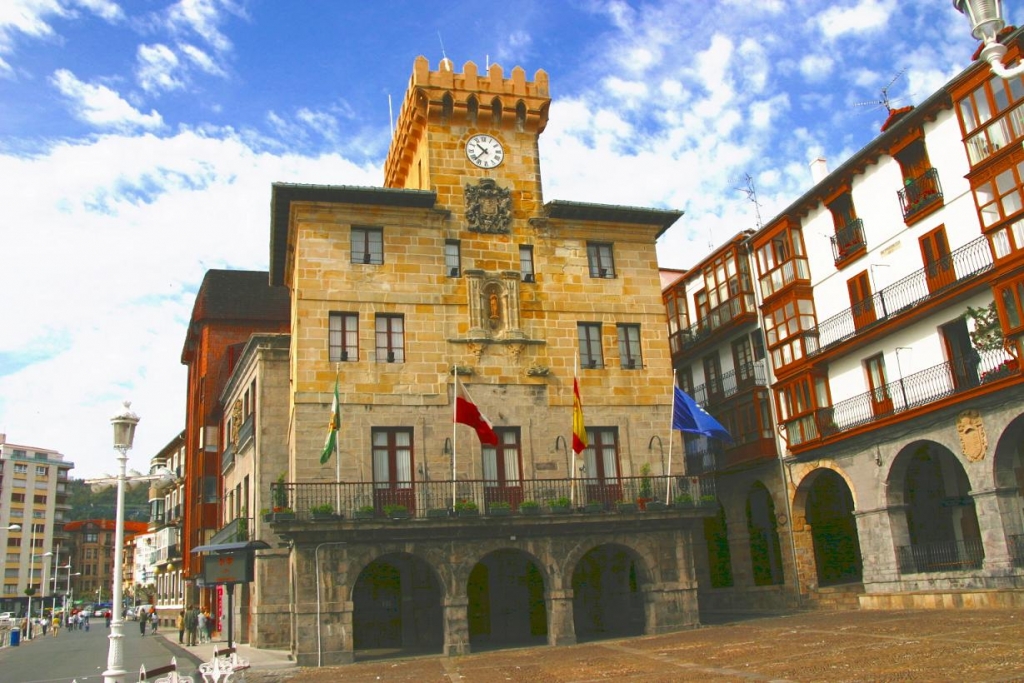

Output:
xmin=384 ymin=56 xmax=551 ymax=188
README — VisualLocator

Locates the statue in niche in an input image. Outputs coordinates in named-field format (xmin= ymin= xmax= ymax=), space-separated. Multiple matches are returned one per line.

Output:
xmin=465 ymin=178 xmax=512 ymax=234
xmin=487 ymin=288 xmax=502 ymax=330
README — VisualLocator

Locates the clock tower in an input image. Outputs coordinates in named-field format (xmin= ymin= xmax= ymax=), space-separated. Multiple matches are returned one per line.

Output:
xmin=383 ymin=56 xmax=550 ymax=224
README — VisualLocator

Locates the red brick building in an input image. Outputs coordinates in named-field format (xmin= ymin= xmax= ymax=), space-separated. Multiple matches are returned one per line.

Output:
xmin=64 ymin=519 xmax=148 ymax=607
xmin=180 ymin=270 xmax=289 ymax=612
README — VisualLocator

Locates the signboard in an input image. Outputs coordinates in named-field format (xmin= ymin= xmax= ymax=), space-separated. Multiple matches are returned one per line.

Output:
xmin=200 ymin=551 xmax=252 ymax=585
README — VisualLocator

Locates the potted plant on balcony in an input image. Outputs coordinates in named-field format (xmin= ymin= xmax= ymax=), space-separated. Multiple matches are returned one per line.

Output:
xmin=310 ymin=503 xmax=337 ymax=521
xmin=384 ymin=504 xmax=409 ymax=520
xmin=454 ymin=500 xmax=479 ymax=517
xmin=616 ymin=500 xmax=638 ymax=513
xmin=584 ymin=500 xmax=604 ymax=514
xmin=271 ymin=472 xmax=289 ymax=511
xmin=548 ymin=496 xmax=572 ymax=514
xmin=426 ymin=507 xmax=450 ymax=519
xmin=488 ymin=501 xmax=512 ymax=517
xmin=520 ymin=500 xmax=541 ymax=516
xmin=354 ymin=504 xmax=375 ymax=520
xmin=636 ymin=463 xmax=653 ymax=510
xmin=645 ymin=498 xmax=667 ymax=512
xmin=673 ymin=493 xmax=694 ymax=507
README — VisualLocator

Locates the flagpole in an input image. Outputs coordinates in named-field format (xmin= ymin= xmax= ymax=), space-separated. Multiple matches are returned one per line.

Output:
xmin=666 ymin=385 xmax=676 ymax=504
xmin=335 ymin=364 xmax=342 ymax=514
xmin=571 ymin=354 xmax=578 ymax=507
xmin=452 ymin=377 xmax=458 ymax=509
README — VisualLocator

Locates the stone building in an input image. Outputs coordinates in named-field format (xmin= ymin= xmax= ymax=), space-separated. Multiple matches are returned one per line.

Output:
xmin=664 ymin=27 xmax=1024 ymax=613
xmin=258 ymin=57 xmax=715 ymax=666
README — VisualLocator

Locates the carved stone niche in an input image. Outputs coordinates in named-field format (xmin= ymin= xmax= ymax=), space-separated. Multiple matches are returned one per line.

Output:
xmin=465 ymin=270 xmax=525 ymax=340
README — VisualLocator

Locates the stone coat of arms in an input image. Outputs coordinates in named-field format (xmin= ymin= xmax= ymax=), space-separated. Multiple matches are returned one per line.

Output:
xmin=465 ymin=178 xmax=512 ymax=234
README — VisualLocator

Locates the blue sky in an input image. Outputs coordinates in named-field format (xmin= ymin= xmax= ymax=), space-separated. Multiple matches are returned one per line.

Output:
xmin=0 ymin=0 xmax=1015 ymax=479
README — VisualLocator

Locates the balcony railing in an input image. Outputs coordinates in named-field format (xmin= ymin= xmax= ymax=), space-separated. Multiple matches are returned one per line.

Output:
xmin=238 ymin=413 xmax=254 ymax=450
xmin=270 ymin=475 xmax=717 ymax=520
xmin=895 ymin=538 xmax=985 ymax=574
xmin=220 ymin=442 xmax=235 ymax=473
xmin=785 ymin=347 xmax=1018 ymax=445
xmin=210 ymin=515 xmax=251 ymax=544
xmin=830 ymin=219 xmax=866 ymax=264
xmin=693 ymin=360 xmax=768 ymax=407
xmin=677 ymin=296 xmax=756 ymax=353
xmin=812 ymin=236 xmax=993 ymax=354
xmin=759 ymin=256 xmax=810 ymax=300
xmin=898 ymin=168 xmax=943 ymax=221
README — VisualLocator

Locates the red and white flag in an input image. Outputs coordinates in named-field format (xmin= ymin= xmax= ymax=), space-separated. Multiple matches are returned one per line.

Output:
xmin=455 ymin=381 xmax=499 ymax=446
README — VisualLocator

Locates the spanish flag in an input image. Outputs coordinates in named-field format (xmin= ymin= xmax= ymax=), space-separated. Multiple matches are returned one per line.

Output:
xmin=572 ymin=377 xmax=587 ymax=454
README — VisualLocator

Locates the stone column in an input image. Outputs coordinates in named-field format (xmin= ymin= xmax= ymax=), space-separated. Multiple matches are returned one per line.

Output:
xmin=546 ymin=588 xmax=576 ymax=646
xmin=855 ymin=505 xmax=903 ymax=592
xmin=643 ymin=582 xmax=699 ymax=634
xmin=443 ymin=596 xmax=471 ymax=656
xmin=975 ymin=487 xmax=1019 ymax=577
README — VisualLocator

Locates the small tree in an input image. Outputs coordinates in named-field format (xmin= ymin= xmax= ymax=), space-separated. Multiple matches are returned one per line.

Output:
xmin=965 ymin=303 xmax=1003 ymax=351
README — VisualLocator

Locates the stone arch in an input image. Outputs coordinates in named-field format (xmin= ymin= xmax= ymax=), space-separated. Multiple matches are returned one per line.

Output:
xmin=350 ymin=551 xmax=444 ymax=655
xmin=746 ymin=481 xmax=784 ymax=586
xmin=490 ymin=96 xmax=503 ymax=125
xmin=887 ymin=440 xmax=983 ymax=574
xmin=992 ymin=412 xmax=1024 ymax=558
xmin=467 ymin=548 xmax=547 ymax=650
xmin=515 ymin=100 xmax=527 ymax=131
xmin=793 ymin=467 xmax=862 ymax=587
xmin=569 ymin=542 xmax=648 ymax=642
xmin=466 ymin=94 xmax=479 ymax=126
xmin=441 ymin=92 xmax=454 ymax=123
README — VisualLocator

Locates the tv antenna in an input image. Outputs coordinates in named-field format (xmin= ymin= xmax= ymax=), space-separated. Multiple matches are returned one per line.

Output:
xmin=855 ymin=69 xmax=905 ymax=113
xmin=737 ymin=174 xmax=763 ymax=231
xmin=438 ymin=32 xmax=452 ymax=70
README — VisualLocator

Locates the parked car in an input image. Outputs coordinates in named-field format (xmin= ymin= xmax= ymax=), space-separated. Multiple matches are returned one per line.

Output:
xmin=0 ymin=612 xmax=14 ymax=626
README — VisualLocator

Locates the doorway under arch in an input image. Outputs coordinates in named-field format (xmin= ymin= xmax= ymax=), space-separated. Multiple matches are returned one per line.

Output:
xmin=467 ymin=549 xmax=547 ymax=650
xmin=571 ymin=544 xmax=645 ymax=642
xmin=804 ymin=469 xmax=862 ymax=586
xmin=747 ymin=482 xmax=784 ymax=585
xmin=890 ymin=441 xmax=983 ymax=573
xmin=351 ymin=553 xmax=443 ymax=657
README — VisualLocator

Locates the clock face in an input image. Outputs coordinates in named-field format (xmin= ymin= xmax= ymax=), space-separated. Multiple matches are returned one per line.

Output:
xmin=466 ymin=134 xmax=504 ymax=169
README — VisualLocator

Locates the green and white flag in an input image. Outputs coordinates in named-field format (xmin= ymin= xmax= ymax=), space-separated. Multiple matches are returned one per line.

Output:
xmin=321 ymin=375 xmax=340 ymax=464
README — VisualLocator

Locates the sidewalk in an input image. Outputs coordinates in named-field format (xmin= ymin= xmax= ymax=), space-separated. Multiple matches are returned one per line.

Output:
xmin=153 ymin=629 xmax=298 ymax=674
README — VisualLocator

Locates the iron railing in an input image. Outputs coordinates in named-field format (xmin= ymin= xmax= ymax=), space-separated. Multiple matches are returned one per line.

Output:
xmin=210 ymin=516 xmax=250 ymax=544
xmin=895 ymin=538 xmax=985 ymax=574
xmin=898 ymin=168 xmax=943 ymax=221
xmin=830 ymin=218 xmax=866 ymax=264
xmin=691 ymin=360 xmax=768 ymax=408
xmin=787 ymin=347 xmax=1018 ymax=442
xmin=677 ymin=296 xmax=756 ymax=352
xmin=269 ymin=474 xmax=717 ymax=521
xmin=812 ymin=236 xmax=993 ymax=354
xmin=220 ymin=442 xmax=234 ymax=473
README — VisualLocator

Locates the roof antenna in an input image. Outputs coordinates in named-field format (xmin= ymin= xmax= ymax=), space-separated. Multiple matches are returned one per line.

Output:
xmin=855 ymin=69 xmax=905 ymax=114
xmin=737 ymin=174 xmax=763 ymax=230
xmin=438 ymin=32 xmax=452 ymax=70
xmin=388 ymin=93 xmax=394 ymax=136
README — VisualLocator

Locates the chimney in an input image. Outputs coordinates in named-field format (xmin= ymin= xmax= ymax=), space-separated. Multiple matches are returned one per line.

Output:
xmin=810 ymin=157 xmax=828 ymax=184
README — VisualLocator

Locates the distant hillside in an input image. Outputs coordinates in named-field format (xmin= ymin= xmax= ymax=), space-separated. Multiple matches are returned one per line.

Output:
xmin=65 ymin=477 xmax=152 ymax=522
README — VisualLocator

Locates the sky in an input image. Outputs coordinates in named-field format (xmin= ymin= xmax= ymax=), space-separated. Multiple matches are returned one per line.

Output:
xmin=0 ymin=0 xmax=1017 ymax=480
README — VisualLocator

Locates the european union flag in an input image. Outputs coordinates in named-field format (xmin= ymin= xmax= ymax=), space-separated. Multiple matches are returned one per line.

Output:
xmin=672 ymin=387 xmax=733 ymax=442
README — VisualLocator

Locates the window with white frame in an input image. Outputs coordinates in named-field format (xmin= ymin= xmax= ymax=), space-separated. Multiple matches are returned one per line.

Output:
xmin=617 ymin=324 xmax=642 ymax=369
xmin=329 ymin=312 xmax=359 ymax=362
xmin=351 ymin=226 xmax=384 ymax=265
xmin=375 ymin=314 xmax=405 ymax=363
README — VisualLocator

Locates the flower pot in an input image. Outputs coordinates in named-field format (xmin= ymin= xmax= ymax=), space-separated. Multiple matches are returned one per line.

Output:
xmin=311 ymin=513 xmax=338 ymax=521
xmin=426 ymin=508 xmax=449 ymax=519
xmin=584 ymin=503 xmax=604 ymax=514
xmin=389 ymin=510 xmax=410 ymax=520
xmin=550 ymin=505 xmax=571 ymax=515
xmin=457 ymin=509 xmax=479 ymax=518
xmin=616 ymin=502 xmax=638 ymax=513
xmin=488 ymin=507 xmax=512 ymax=517
xmin=354 ymin=510 xmax=375 ymax=520
xmin=520 ymin=506 xmax=541 ymax=516
xmin=270 ymin=512 xmax=295 ymax=522
xmin=645 ymin=501 xmax=667 ymax=512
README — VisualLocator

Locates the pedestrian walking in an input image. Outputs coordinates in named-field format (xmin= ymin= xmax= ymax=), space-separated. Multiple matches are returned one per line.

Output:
xmin=197 ymin=609 xmax=207 ymax=644
xmin=83 ymin=612 xmax=89 ymax=632
xmin=204 ymin=609 xmax=214 ymax=643
xmin=176 ymin=609 xmax=185 ymax=644
xmin=51 ymin=615 xmax=60 ymax=637
xmin=150 ymin=609 xmax=158 ymax=633
xmin=139 ymin=611 xmax=147 ymax=637
xmin=105 ymin=610 xmax=111 ymax=628
xmin=185 ymin=605 xmax=198 ymax=646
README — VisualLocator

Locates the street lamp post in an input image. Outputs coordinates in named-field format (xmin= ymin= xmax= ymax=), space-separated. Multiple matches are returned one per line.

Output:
xmin=954 ymin=0 xmax=1024 ymax=79
xmin=25 ymin=523 xmax=40 ymax=640
xmin=102 ymin=401 xmax=139 ymax=683
xmin=64 ymin=570 xmax=81 ymax=622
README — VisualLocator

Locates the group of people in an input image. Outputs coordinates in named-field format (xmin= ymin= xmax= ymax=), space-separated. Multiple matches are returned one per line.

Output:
xmin=176 ymin=606 xmax=213 ymax=646
xmin=137 ymin=605 xmax=159 ymax=636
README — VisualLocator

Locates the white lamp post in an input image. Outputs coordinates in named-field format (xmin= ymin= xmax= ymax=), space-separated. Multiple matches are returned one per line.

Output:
xmin=102 ymin=401 xmax=139 ymax=683
xmin=65 ymin=570 xmax=81 ymax=621
xmin=954 ymin=0 xmax=1024 ymax=79
xmin=24 ymin=524 xmax=40 ymax=639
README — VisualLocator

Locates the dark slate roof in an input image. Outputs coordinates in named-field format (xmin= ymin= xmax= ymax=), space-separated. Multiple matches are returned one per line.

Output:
xmin=269 ymin=183 xmax=438 ymax=286
xmin=544 ymin=200 xmax=683 ymax=237
xmin=182 ymin=269 xmax=291 ymax=360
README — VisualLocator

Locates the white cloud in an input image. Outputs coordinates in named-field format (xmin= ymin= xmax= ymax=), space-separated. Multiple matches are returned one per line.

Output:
xmin=73 ymin=0 xmax=124 ymax=22
xmin=179 ymin=42 xmax=224 ymax=77
xmin=51 ymin=68 xmax=163 ymax=129
xmin=799 ymin=54 xmax=835 ymax=82
xmin=136 ymin=43 xmax=184 ymax=93
xmin=0 ymin=0 xmax=123 ymax=67
xmin=166 ymin=0 xmax=241 ymax=54
xmin=816 ymin=0 xmax=895 ymax=40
